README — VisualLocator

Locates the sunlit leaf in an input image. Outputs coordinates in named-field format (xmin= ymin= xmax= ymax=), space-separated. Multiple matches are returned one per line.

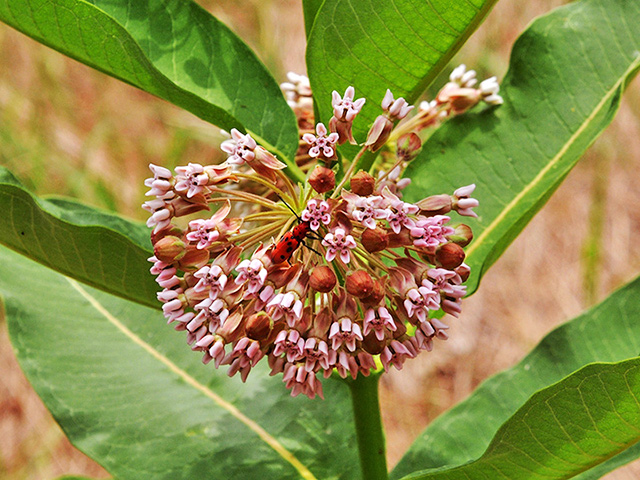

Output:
xmin=0 ymin=245 xmax=358 ymax=480
xmin=393 ymin=275 xmax=640 ymax=479
xmin=403 ymin=0 xmax=640 ymax=293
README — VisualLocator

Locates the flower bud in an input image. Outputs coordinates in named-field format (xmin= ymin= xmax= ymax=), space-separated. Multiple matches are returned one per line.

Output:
xmin=415 ymin=194 xmax=452 ymax=215
xmin=153 ymin=235 xmax=186 ymax=263
xmin=177 ymin=247 xmax=210 ymax=271
xmin=245 ymin=312 xmax=273 ymax=341
xmin=309 ymin=165 xmax=336 ymax=193
xmin=396 ymin=133 xmax=422 ymax=162
xmin=350 ymin=171 xmax=375 ymax=196
xmin=310 ymin=265 xmax=337 ymax=292
xmin=455 ymin=263 xmax=471 ymax=283
xmin=361 ymin=226 xmax=389 ymax=253
xmin=345 ymin=270 xmax=374 ymax=298
xmin=387 ymin=229 xmax=412 ymax=248
xmin=362 ymin=332 xmax=385 ymax=355
xmin=360 ymin=278 xmax=386 ymax=307
xmin=435 ymin=243 xmax=465 ymax=270
xmin=447 ymin=223 xmax=473 ymax=248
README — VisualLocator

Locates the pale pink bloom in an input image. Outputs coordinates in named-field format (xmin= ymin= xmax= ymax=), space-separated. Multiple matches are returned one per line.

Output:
xmin=403 ymin=280 xmax=440 ymax=323
xmin=254 ymin=284 xmax=276 ymax=310
xmin=380 ymin=340 xmax=414 ymax=372
xmin=322 ymin=228 xmax=356 ymax=263
xmin=332 ymin=351 xmax=376 ymax=379
xmin=143 ymin=197 xmax=173 ymax=233
xmin=410 ymin=215 xmax=454 ymax=248
xmin=235 ymin=258 xmax=268 ymax=294
xmin=301 ymin=199 xmax=331 ymax=231
xmin=150 ymin=257 xmax=180 ymax=289
xmin=479 ymin=77 xmax=503 ymax=105
xmin=350 ymin=195 xmax=389 ymax=229
xmin=280 ymin=72 xmax=313 ymax=110
xmin=186 ymin=218 xmax=220 ymax=249
xmin=329 ymin=317 xmax=363 ymax=352
xmin=273 ymin=330 xmax=305 ymax=363
xmin=302 ymin=123 xmax=339 ymax=159
xmin=174 ymin=163 xmax=209 ymax=198
xmin=453 ymin=184 xmax=479 ymax=217
xmin=303 ymin=337 xmax=331 ymax=372
xmin=193 ymin=297 xmax=229 ymax=333
xmin=144 ymin=163 xmax=173 ymax=197
xmin=382 ymin=189 xmax=419 ymax=233
xmin=377 ymin=165 xmax=411 ymax=196
xmin=449 ymin=64 xmax=477 ymax=88
xmin=380 ymin=89 xmax=414 ymax=120
xmin=193 ymin=265 xmax=228 ymax=297
xmin=363 ymin=307 xmax=397 ymax=341
xmin=208 ymin=338 xmax=227 ymax=368
xmin=267 ymin=291 xmax=304 ymax=327
xmin=220 ymin=128 xmax=257 ymax=165
xmin=427 ymin=268 xmax=467 ymax=299
xmin=283 ymin=363 xmax=324 ymax=399
xmin=331 ymin=86 xmax=366 ymax=122
xmin=224 ymin=338 xmax=264 ymax=382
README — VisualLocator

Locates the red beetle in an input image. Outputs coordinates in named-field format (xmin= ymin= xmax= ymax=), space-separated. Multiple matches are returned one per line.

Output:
xmin=270 ymin=221 xmax=312 ymax=264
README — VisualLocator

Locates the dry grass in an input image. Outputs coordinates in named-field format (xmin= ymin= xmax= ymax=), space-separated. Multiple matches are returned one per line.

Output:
xmin=1 ymin=0 xmax=640 ymax=478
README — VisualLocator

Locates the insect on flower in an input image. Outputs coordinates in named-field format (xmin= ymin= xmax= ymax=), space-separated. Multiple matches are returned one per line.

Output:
xmin=270 ymin=198 xmax=323 ymax=264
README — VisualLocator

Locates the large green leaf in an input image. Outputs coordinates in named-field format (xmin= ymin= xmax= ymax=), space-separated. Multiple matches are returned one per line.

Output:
xmin=306 ymin=0 xmax=497 ymax=138
xmin=0 ymin=0 xmax=301 ymax=173
xmin=400 ymin=358 xmax=640 ymax=479
xmin=0 ymin=244 xmax=359 ymax=480
xmin=392 ymin=275 xmax=640 ymax=479
xmin=0 ymin=167 xmax=156 ymax=308
xmin=403 ymin=0 xmax=640 ymax=293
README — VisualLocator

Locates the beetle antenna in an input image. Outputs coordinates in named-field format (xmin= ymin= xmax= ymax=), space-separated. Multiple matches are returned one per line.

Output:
xmin=275 ymin=193 xmax=301 ymax=221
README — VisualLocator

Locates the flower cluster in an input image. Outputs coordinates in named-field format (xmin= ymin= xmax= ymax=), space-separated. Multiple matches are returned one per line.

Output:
xmin=144 ymin=65 xmax=500 ymax=399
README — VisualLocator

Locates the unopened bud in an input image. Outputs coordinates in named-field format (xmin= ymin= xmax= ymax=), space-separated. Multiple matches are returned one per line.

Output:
xmin=177 ymin=247 xmax=210 ymax=271
xmin=387 ymin=229 xmax=412 ymax=248
xmin=245 ymin=312 xmax=273 ymax=341
xmin=435 ymin=243 xmax=465 ymax=270
xmin=447 ymin=224 xmax=473 ymax=248
xmin=361 ymin=227 xmax=389 ymax=253
xmin=362 ymin=332 xmax=385 ymax=355
xmin=151 ymin=224 xmax=183 ymax=245
xmin=346 ymin=270 xmax=374 ymax=298
xmin=415 ymin=194 xmax=452 ymax=215
xmin=309 ymin=266 xmax=337 ymax=292
xmin=396 ymin=133 xmax=422 ymax=162
xmin=361 ymin=279 xmax=386 ymax=306
xmin=365 ymin=115 xmax=393 ymax=152
xmin=309 ymin=166 xmax=336 ymax=193
xmin=455 ymin=263 xmax=471 ymax=283
xmin=153 ymin=235 xmax=186 ymax=263
xmin=350 ymin=171 xmax=375 ymax=196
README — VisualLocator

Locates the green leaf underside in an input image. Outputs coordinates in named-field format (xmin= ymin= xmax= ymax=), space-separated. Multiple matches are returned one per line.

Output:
xmin=392 ymin=275 xmax=640 ymax=479
xmin=306 ymin=0 xmax=498 ymax=141
xmin=0 ymin=0 xmax=300 ymax=166
xmin=0 ymin=245 xmax=359 ymax=480
xmin=403 ymin=0 xmax=640 ymax=294
xmin=0 ymin=167 xmax=158 ymax=308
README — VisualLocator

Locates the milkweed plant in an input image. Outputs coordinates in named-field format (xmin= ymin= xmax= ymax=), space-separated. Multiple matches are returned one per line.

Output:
xmin=1 ymin=1 xmax=640 ymax=480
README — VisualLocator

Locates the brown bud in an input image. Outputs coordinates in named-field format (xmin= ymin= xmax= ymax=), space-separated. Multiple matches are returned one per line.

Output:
xmin=350 ymin=171 xmax=375 ymax=196
xmin=447 ymin=224 xmax=473 ymax=248
xmin=362 ymin=332 xmax=385 ymax=355
xmin=396 ymin=133 xmax=422 ymax=162
xmin=360 ymin=278 xmax=386 ymax=307
xmin=309 ymin=166 xmax=335 ymax=193
xmin=387 ymin=229 xmax=413 ymax=248
xmin=455 ymin=263 xmax=471 ymax=283
xmin=177 ymin=247 xmax=210 ymax=271
xmin=435 ymin=243 xmax=466 ymax=270
xmin=415 ymin=194 xmax=452 ymax=216
xmin=245 ymin=312 xmax=273 ymax=341
xmin=345 ymin=270 xmax=374 ymax=298
xmin=151 ymin=225 xmax=183 ymax=246
xmin=153 ymin=235 xmax=186 ymax=263
xmin=361 ymin=227 xmax=389 ymax=253
xmin=309 ymin=265 xmax=337 ymax=292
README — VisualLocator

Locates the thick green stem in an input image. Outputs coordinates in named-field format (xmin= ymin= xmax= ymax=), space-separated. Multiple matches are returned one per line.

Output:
xmin=348 ymin=373 xmax=389 ymax=480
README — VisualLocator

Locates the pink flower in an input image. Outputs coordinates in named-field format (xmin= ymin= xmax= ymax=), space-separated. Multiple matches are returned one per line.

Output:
xmin=328 ymin=317 xmax=363 ymax=352
xmin=143 ymin=197 xmax=174 ymax=234
xmin=302 ymin=123 xmax=339 ymax=159
xmin=282 ymin=363 xmax=324 ymax=399
xmin=267 ymin=291 xmax=304 ymax=327
xmin=382 ymin=189 xmax=419 ymax=233
xmin=380 ymin=340 xmax=414 ymax=372
xmin=273 ymin=330 xmax=305 ymax=363
xmin=403 ymin=280 xmax=440 ymax=323
xmin=301 ymin=199 xmax=331 ymax=231
xmin=221 ymin=128 xmax=257 ymax=165
xmin=144 ymin=164 xmax=173 ymax=198
xmin=186 ymin=201 xmax=231 ymax=249
xmin=363 ymin=307 xmax=397 ymax=341
xmin=453 ymin=184 xmax=479 ymax=217
xmin=174 ymin=163 xmax=209 ymax=198
xmin=331 ymin=86 xmax=366 ymax=123
xmin=410 ymin=215 xmax=454 ymax=248
xmin=193 ymin=297 xmax=229 ymax=333
xmin=303 ymin=337 xmax=331 ymax=372
xmin=350 ymin=195 xmax=389 ymax=229
xmin=193 ymin=265 xmax=228 ymax=297
xmin=235 ymin=258 xmax=268 ymax=295
xmin=322 ymin=228 xmax=357 ymax=263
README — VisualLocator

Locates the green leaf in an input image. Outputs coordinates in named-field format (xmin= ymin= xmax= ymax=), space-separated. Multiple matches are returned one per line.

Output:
xmin=400 ymin=358 xmax=640 ymax=480
xmin=302 ymin=0 xmax=325 ymax=38
xmin=403 ymin=0 xmax=640 ymax=293
xmin=306 ymin=0 xmax=497 ymax=137
xmin=0 ymin=245 xmax=359 ymax=480
xmin=0 ymin=167 xmax=157 ymax=308
xmin=0 ymin=0 xmax=301 ymax=173
xmin=392 ymin=275 xmax=640 ymax=479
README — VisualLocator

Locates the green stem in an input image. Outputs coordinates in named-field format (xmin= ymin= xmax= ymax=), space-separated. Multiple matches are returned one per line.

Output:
xmin=348 ymin=373 xmax=389 ymax=480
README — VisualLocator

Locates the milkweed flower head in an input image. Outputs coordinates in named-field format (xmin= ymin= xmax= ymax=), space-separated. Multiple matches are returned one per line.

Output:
xmin=143 ymin=66 xmax=502 ymax=399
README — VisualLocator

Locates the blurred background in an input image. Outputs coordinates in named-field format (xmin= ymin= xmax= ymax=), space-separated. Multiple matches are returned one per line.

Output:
xmin=1 ymin=0 xmax=640 ymax=478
